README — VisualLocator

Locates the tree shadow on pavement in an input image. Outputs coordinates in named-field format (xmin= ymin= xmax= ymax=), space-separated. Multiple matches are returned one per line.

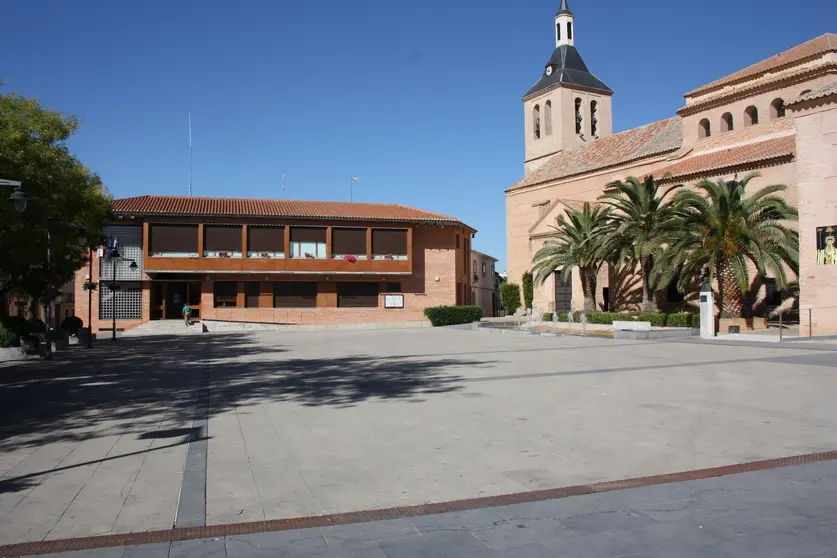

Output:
xmin=0 ymin=332 xmax=478 ymax=463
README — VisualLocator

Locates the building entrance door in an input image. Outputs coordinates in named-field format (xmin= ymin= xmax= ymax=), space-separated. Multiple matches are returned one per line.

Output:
xmin=554 ymin=272 xmax=572 ymax=313
xmin=165 ymin=283 xmax=188 ymax=319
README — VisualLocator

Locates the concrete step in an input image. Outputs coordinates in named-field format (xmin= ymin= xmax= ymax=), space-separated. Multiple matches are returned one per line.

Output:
xmin=123 ymin=320 xmax=206 ymax=337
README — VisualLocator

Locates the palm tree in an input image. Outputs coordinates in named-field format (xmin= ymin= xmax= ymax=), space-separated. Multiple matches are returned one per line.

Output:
xmin=657 ymin=173 xmax=798 ymax=318
xmin=532 ymin=202 xmax=611 ymax=312
xmin=597 ymin=175 xmax=681 ymax=311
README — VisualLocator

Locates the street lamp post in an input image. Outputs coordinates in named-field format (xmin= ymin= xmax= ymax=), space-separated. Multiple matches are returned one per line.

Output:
xmin=108 ymin=249 xmax=137 ymax=341
xmin=1 ymin=179 xmax=30 ymax=213
xmin=86 ymin=251 xmax=95 ymax=348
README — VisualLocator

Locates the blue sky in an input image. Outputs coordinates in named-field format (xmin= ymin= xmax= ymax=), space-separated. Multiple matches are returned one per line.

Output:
xmin=3 ymin=0 xmax=834 ymax=269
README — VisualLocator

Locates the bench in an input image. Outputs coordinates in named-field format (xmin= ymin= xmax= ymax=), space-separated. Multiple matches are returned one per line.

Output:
xmin=613 ymin=321 xmax=652 ymax=340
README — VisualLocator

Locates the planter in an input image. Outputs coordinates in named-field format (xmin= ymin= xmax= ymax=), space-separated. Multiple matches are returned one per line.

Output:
xmin=719 ymin=317 xmax=768 ymax=333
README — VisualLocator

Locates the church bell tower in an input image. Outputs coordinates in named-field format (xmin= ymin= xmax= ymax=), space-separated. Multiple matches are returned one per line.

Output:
xmin=523 ymin=1 xmax=614 ymax=174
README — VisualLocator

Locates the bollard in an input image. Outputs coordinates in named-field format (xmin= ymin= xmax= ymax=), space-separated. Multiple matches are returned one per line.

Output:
xmin=809 ymin=308 xmax=813 ymax=339
xmin=779 ymin=313 xmax=783 ymax=342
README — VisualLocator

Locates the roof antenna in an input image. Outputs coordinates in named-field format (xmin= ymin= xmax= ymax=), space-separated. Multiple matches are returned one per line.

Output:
xmin=188 ymin=113 xmax=193 ymax=196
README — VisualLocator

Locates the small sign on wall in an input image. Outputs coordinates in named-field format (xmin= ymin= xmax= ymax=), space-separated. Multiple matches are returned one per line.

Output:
xmin=384 ymin=294 xmax=405 ymax=309
xmin=817 ymin=226 xmax=837 ymax=265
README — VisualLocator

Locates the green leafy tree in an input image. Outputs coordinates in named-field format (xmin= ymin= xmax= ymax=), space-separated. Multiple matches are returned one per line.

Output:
xmin=0 ymin=92 xmax=111 ymax=315
xmin=657 ymin=173 xmax=798 ymax=318
xmin=598 ymin=175 xmax=681 ymax=311
xmin=500 ymin=283 xmax=522 ymax=314
xmin=521 ymin=271 xmax=534 ymax=310
xmin=532 ymin=202 xmax=611 ymax=312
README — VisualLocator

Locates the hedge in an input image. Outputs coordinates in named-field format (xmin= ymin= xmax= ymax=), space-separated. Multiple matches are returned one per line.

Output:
xmin=61 ymin=316 xmax=84 ymax=335
xmin=548 ymin=311 xmax=698 ymax=327
xmin=28 ymin=319 xmax=46 ymax=334
xmin=0 ymin=326 xmax=18 ymax=348
xmin=424 ymin=306 xmax=484 ymax=327
xmin=522 ymin=271 xmax=534 ymax=310
xmin=542 ymin=312 xmax=553 ymax=322
xmin=1 ymin=316 xmax=30 ymax=339
xmin=500 ymin=283 xmax=522 ymax=314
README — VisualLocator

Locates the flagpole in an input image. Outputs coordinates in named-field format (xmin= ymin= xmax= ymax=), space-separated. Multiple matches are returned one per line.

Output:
xmin=188 ymin=114 xmax=193 ymax=196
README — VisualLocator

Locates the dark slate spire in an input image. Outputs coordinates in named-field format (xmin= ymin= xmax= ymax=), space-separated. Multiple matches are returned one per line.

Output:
xmin=524 ymin=45 xmax=612 ymax=97
xmin=556 ymin=0 xmax=573 ymax=16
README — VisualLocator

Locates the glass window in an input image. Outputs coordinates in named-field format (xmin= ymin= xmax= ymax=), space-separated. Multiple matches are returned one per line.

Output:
xmin=371 ymin=229 xmax=408 ymax=260
xmin=247 ymin=226 xmax=284 ymax=259
xmin=337 ymin=282 xmax=379 ymax=308
xmin=332 ymin=228 xmax=367 ymax=259
xmin=213 ymin=281 xmax=238 ymax=308
xmin=204 ymin=225 xmax=243 ymax=258
xmin=290 ymin=227 xmax=327 ymax=259
xmin=482 ymin=263 xmax=487 ymax=276
xmin=385 ymin=282 xmax=401 ymax=293
xmin=273 ymin=282 xmax=317 ymax=308
xmin=244 ymin=281 xmax=260 ymax=308
xmin=149 ymin=224 xmax=199 ymax=258
xmin=99 ymin=282 xmax=143 ymax=320
xmin=765 ymin=279 xmax=781 ymax=306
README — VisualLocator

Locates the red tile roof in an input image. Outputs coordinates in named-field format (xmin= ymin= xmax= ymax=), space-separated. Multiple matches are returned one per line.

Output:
xmin=654 ymin=136 xmax=795 ymax=182
xmin=686 ymin=34 xmax=837 ymax=97
xmin=508 ymin=117 xmax=683 ymax=192
xmin=112 ymin=196 xmax=474 ymax=230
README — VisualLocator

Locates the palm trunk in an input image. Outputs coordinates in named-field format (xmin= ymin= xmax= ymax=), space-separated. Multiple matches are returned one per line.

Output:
xmin=640 ymin=258 xmax=657 ymax=311
xmin=580 ymin=266 xmax=598 ymax=312
xmin=716 ymin=259 xmax=744 ymax=318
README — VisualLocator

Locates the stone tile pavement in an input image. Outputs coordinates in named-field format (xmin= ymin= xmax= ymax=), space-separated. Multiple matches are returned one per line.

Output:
xmin=1 ymin=329 xmax=836 ymax=550
xmin=20 ymin=460 xmax=837 ymax=557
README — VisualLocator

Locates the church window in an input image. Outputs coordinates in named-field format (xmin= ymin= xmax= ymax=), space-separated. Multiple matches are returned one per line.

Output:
xmin=698 ymin=118 xmax=711 ymax=138
xmin=544 ymin=101 xmax=552 ymax=136
xmin=556 ymin=23 xmax=561 ymax=41
xmin=744 ymin=105 xmax=758 ymax=126
xmin=567 ymin=22 xmax=573 ymax=40
xmin=590 ymin=100 xmax=598 ymax=137
xmin=771 ymin=98 xmax=786 ymax=119
xmin=721 ymin=112 xmax=733 ymax=132
xmin=533 ymin=104 xmax=541 ymax=139
xmin=574 ymin=98 xmax=582 ymax=135
xmin=800 ymin=89 xmax=812 ymax=96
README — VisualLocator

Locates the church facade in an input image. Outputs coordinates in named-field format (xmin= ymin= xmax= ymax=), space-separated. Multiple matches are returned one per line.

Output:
xmin=505 ymin=1 xmax=837 ymax=333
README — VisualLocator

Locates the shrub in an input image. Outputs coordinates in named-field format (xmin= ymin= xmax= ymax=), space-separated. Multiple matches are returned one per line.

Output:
xmin=636 ymin=312 xmax=666 ymax=327
xmin=522 ymin=271 xmax=534 ymax=310
xmin=61 ymin=316 xmax=84 ymax=335
xmin=542 ymin=312 xmax=553 ymax=322
xmin=0 ymin=326 xmax=18 ymax=348
xmin=423 ymin=306 xmax=484 ymax=327
xmin=1 ymin=316 xmax=30 ymax=339
xmin=556 ymin=312 xmax=569 ymax=322
xmin=28 ymin=319 xmax=46 ymax=334
xmin=665 ymin=313 xmax=698 ymax=328
xmin=500 ymin=283 xmax=522 ymax=314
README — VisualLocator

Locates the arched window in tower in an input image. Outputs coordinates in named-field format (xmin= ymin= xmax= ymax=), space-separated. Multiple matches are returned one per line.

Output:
xmin=567 ymin=22 xmax=573 ymax=40
xmin=800 ymin=89 xmax=812 ymax=97
xmin=544 ymin=101 xmax=553 ymax=136
xmin=698 ymin=118 xmax=711 ymax=139
xmin=556 ymin=23 xmax=561 ymax=41
xmin=590 ymin=100 xmax=598 ymax=137
xmin=533 ymin=104 xmax=541 ymax=139
xmin=721 ymin=112 xmax=734 ymax=132
xmin=574 ymin=98 xmax=583 ymax=135
xmin=744 ymin=106 xmax=759 ymax=127
xmin=771 ymin=98 xmax=786 ymax=119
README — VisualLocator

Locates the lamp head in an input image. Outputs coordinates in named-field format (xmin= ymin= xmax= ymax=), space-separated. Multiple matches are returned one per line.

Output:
xmin=9 ymin=187 xmax=29 ymax=213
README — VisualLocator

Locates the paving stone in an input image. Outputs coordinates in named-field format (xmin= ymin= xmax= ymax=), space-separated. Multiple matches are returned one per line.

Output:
xmin=225 ymin=528 xmax=326 ymax=553
xmin=379 ymin=531 xmax=488 ymax=557
xmin=558 ymin=509 xmax=658 ymax=535
xmin=320 ymin=518 xmax=420 ymax=548
xmin=31 ymin=547 xmax=126 ymax=558
xmin=122 ymin=542 xmax=172 ymax=558
xmin=279 ymin=544 xmax=389 ymax=558
xmin=470 ymin=516 xmax=570 ymax=550
xmin=715 ymin=530 xmax=831 ymax=557
xmin=410 ymin=508 xmax=505 ymax=533
xmin=169 ymin=537 xmax=226 ymax=558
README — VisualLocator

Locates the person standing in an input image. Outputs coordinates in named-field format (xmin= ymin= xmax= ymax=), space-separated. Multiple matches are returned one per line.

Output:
xmin=183 ymin=303 xmax=191 ymax=327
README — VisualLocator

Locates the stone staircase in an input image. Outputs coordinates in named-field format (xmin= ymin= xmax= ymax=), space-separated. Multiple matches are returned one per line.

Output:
xmin=122 ymin=320 xmax=206 ymax=337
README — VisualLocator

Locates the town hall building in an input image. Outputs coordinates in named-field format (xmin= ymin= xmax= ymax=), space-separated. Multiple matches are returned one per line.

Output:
xmin=506 ymin=1 xmax=837 ymax=334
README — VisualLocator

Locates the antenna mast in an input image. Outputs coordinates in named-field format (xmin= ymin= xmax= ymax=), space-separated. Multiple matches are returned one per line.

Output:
xmin=188 ymin=113 xmax=193 ymax=196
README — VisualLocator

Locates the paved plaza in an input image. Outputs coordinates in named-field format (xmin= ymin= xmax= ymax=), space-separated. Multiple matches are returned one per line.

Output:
xmin=0 ymin=328 xmax=836 ymax=555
